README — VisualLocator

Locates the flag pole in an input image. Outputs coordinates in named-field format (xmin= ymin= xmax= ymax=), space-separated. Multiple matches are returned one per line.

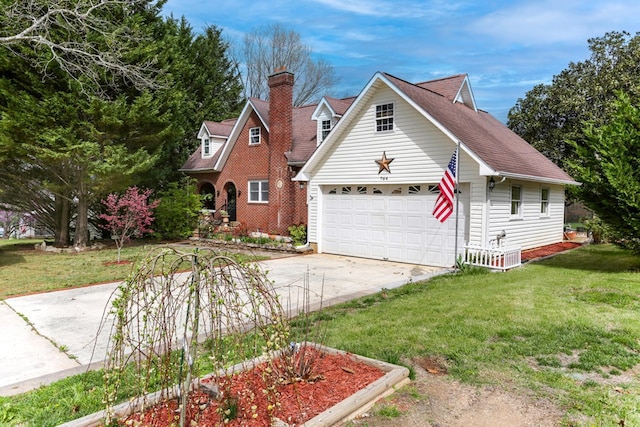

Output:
xmin=454 ymin=140 xmax=461 ymax=271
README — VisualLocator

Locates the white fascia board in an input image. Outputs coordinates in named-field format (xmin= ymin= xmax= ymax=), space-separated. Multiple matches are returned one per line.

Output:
xmin=454 ymin=75 xmax=478 ymax=112
xmin=197 ymin=122 xmax=211 ymax=139
xmin=213 ymin=100 xmax=268 ymax=170
xmin=489 ymin=172 xmax=579 ymax=186
xmin=311 ymin=98 xmax=336 ymax=120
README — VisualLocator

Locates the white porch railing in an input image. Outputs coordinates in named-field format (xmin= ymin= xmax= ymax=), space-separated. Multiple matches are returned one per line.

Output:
xmin=463 ymin=240 xmax=521 ymax=271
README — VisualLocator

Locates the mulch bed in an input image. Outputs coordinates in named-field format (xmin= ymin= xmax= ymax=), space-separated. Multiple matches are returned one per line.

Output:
xmin=118 ymin=347 xmax=385 ymax=426
xmin=521 ymin=241 xmax=583 ymax=262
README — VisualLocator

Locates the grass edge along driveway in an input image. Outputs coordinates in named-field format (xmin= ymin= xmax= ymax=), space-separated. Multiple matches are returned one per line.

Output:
xmin=1 ymin=244 xmax=640 ymax=426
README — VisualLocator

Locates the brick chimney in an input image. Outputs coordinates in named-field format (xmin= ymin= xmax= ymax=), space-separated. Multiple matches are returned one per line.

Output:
xmin=267 ymin=68 xmax=295 ymax=235
xmin=268 ymin=68 xmax=294 ymax=150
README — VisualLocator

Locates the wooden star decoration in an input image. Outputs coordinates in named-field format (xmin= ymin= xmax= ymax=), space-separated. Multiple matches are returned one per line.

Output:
xmin=375 ymin=151 xmax=394 ymax=174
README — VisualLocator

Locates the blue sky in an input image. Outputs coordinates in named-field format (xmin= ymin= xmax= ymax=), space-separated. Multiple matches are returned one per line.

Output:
xmin=162 ymin=0 xmax=640 ymax=123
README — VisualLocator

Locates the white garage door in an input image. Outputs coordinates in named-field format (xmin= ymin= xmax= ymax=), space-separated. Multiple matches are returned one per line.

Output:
xmin=322 ymin=184 xmax=467 ymax=267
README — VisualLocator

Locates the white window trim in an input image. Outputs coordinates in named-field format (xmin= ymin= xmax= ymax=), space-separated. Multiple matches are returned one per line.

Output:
xmin=249 ymin=127 xmax=261 ymax=145
xmin=510 ymin=185 xmax=522 ymax=218
xmin=248 ymin=180 xmax=269 ymax=203
xmin=202 ymin=138 xmax=212 ymax=157
xmin=540 ymin=187 xmax=550 ymax=217
xmin=375 ymin=103 xmax=394 ymax=132
xmin=321 ymin=119 xmax=332 ymax=141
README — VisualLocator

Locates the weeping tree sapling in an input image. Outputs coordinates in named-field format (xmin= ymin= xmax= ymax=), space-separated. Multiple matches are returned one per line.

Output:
xmin=99 ymin=186 xmax=159 ymax=262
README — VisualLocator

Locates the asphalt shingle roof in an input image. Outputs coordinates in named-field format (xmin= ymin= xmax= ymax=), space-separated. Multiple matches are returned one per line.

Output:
xmin=182 ymin=72 xmax=574 ymax=184
xmin=384 ymin=73 xmax=575 ymax=183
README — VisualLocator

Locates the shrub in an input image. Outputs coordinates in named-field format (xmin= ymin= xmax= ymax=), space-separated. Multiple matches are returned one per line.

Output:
xmin=288 ymin=224 xmax=307 ymax=246
xmin=153 ymin=180 xmax=202 ymax=240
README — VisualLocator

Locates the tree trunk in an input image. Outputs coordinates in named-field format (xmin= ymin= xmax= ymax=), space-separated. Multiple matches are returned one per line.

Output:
xmin=54 ymin=194 xmax=71 ymax=247
xmin=74 ymin=187 xmax=89 ymax=249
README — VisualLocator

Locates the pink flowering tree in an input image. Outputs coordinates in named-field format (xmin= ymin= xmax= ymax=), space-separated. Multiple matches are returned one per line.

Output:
xmin=0 ymin=210 xmax=22 ymax=239
xmin=99 ymin=187 xmax=159 ymax=262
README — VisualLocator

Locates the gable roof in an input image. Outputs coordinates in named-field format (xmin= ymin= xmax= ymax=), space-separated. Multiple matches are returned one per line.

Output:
xmin=180 ymin=94 xmax=356 ymax=173
xmin=202 ymin=119 xmax=236 ymax=137
xmin=298 ymin=72 xmax=575 ymax=185
xmin=180 ymin=119 xmax=237 ymax=172
xmin=416 ymin=74 xmax=465 ymax=101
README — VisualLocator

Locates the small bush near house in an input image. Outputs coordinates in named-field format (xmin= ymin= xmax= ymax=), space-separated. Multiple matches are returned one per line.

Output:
xmin=153 ymin=180 xmax=202 ymax=240
xmin=584 ymin=215 xmax=613 ymax=244
xmin=288 ymin=224 xmax=307 ymax=246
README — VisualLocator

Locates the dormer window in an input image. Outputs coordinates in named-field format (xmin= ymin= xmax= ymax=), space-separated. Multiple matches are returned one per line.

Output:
xmin=249 ymin=127 xmax=261 ymax=145
xmin=375 ymin=103 xmax=394 ymax=132
xmin=203 ymin=138 xmax=211 ymax=156
xmin=321 ymin=120 xmax=332 ymax=141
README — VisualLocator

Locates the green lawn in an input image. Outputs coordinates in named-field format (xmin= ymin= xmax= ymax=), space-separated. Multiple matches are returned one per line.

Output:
xmin=0 ymin=239 xmax=264 ymax=299
xmin=1 ymin=244 xmax=640 ymax=426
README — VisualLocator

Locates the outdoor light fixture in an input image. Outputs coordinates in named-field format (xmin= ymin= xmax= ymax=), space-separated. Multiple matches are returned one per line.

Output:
xmin=299 ymin=182 xmax=305 ymax=189
xmin=488 ymin=176 xmax=496 ymax=192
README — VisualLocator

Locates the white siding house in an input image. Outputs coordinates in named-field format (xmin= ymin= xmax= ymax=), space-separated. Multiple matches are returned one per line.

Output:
xmin=297 ymin=73 xmax=577 ymax=268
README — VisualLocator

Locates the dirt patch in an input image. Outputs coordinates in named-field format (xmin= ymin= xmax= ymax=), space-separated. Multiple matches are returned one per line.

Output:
xmin=348 ymin=358 xmax=563 ymax=427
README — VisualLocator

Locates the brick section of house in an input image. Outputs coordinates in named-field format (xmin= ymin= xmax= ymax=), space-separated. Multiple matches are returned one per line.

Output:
xmin=195 ymin=109 xmax=272 ymax=233
xmin=267 ymin=70 xmax=296 ymax=235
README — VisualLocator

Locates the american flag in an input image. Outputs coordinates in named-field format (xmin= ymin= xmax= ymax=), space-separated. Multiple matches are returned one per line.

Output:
xmin=432 ymin=149 xmax=457 ymax=222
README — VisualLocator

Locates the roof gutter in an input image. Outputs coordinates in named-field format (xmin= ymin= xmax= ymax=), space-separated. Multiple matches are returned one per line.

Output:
xmin=178 ymin=168 xmax=218 ymax=173
xmin=489 ymin=172 xmax=579 ymax=186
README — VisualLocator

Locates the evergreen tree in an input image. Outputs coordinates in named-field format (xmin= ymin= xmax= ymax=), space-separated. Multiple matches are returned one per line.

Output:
xmin=568 ymin=93 xmax=640 ymax=250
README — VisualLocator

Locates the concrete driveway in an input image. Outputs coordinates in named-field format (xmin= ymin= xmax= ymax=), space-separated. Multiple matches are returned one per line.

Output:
xmin=0 ymin=253 xmax=447 ymax=396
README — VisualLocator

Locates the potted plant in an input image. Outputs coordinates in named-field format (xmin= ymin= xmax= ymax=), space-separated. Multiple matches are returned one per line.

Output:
xmin=219 ymin=210 xmax=229 ymax=223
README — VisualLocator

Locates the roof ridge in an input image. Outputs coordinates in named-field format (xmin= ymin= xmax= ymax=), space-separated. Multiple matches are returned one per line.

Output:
xmin=382 ymin=72 xmax=448 ymax=99
xmin=414 ymin=74 xmax=466 ymax=86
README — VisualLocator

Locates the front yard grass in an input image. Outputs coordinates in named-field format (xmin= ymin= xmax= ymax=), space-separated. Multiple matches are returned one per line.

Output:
xmin=0 ymin=239 xmax=265 ymax=299
xmin=1 ymin=244 xmax=639 ymax=426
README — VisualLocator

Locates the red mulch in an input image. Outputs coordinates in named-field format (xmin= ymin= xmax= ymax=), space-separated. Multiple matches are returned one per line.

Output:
xmin=118 ymin=348 xmax=385 ymax=426
xmin=521 ymin=242 xmax=583 ymax=262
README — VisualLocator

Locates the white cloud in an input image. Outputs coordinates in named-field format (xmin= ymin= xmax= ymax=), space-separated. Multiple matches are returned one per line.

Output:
xmin=309 ymin=0 xmax=460 ymax=19
xmin=470 ymin=1 xmax=640 ymax=46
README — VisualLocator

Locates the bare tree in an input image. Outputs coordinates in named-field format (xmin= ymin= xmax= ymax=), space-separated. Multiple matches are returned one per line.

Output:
xmin=241 ymin=24 xmax=337 ymax=106
xmin=0 ymin=0 xmax=158 ymax=92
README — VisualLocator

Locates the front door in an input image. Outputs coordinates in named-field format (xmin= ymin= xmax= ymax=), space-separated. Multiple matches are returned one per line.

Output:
xmin=226 ymin=183 xmax=237 ymax=221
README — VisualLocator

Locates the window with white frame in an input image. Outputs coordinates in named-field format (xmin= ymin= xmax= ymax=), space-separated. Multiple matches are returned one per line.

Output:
xmin=540 ymin=188 xmax=550 ymax=216
xmin=249 ymin=127 xmax=261 ymax=145
xmin=249 ymin=180 xmax=269 ymax=202
xmin=375 ymin=103 xmax=394 ymax=132
xmin=511 ymin=185 xmax=522 ymax=217
xmin=321 ymin=120 xmax=332 ymax=141
xmin=203 ymin=138 xmax=211 ymax=156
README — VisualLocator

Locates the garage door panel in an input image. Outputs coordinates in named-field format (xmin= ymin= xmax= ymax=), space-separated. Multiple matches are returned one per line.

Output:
xmin=387 ymin=230 xmax=403 ymax=245
xmin=370 ymin=229 xmax=385 ymax=243
xmin=406 ymin=215 xmax=422 ymax=230
xmin=354 ymin=213 xmax=369 ymax=226
xmin=354 ymin=228 xmax=369 ymax=241
xmin=371 ymin=214 xmax=385 ymax=227
xmin=405 ymin=199 xmax=422 ymax=213
xmin=371 ymin=199 xmax=386 ymax=210
xmin=369 ymin=244 xmax=385 ymax=258
xmin=387 ymin=215 xmax=404 ymax=229
xmin=406 ymin=232 xmax=422 ymax=245
xmin=387 ymin=247 xmax=404 ymax=260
